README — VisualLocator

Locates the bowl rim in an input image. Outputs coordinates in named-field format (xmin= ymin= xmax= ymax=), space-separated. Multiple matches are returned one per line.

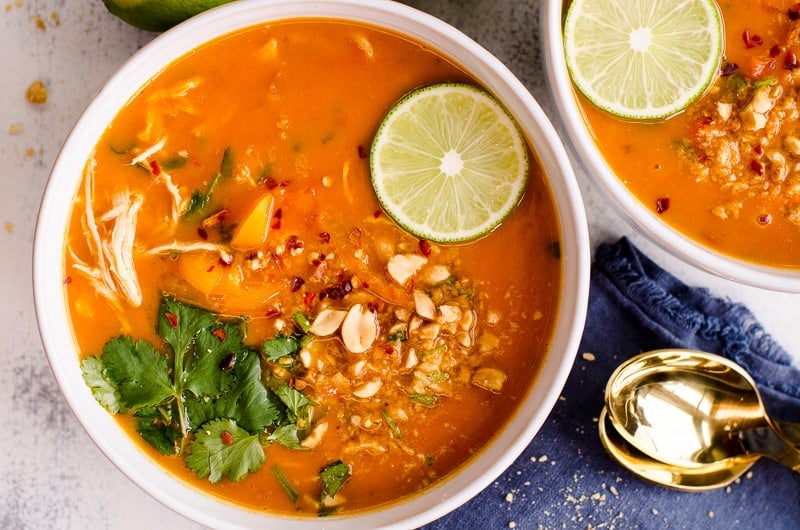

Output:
xmin=33 ymin=0 xmax=590 ymax=527
xmin=541 ymin=0 xmax=800 ymax=293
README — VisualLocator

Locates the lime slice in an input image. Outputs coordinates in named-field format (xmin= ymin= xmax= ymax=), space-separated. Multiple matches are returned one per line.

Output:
xmin=102 ymin=0 xmax=234 ymax=32
xmin=563 ymin=0 xmax=723 ymax=120
xmin=370 ymin=83 xmax=528 ymax=244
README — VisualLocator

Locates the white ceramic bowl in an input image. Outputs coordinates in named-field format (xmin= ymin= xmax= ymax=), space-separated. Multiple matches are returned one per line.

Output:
xmin=542 ymin=1 xmax=800 ymax=293
xmin=33 ymin=1 xmax=590 ymax=527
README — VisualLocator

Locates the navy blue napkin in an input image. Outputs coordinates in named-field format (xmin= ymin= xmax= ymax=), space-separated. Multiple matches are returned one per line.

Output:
xmin=424 ymin=237 xmax=800 ymax=529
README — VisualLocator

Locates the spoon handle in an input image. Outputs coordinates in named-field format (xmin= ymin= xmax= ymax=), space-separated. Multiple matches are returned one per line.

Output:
xmin=777 ymin=421 xmax=800 ymax=446
xmin=743 ymin=425 xmax=800 ymax=471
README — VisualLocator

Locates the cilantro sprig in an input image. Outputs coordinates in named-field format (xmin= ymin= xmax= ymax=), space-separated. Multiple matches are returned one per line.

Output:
xmin=81 ymin=298 xmax=313 ymax=484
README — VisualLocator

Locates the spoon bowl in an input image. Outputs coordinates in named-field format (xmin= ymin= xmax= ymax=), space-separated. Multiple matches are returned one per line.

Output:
xmin=605 ymin=349 xmax=800 ymax=471
xmin=598 ymin=407 xmax=758 ymax=490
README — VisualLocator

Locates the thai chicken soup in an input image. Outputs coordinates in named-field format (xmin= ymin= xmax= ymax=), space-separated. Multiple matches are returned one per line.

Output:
xmin=65 ymin=19 xmax=562 ymax=515
xmin=576 ymin=0 xmax=800 ymax=267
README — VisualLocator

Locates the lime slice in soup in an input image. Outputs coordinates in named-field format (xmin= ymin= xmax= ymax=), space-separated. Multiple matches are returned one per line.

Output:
xmin=563 ymin=0 xmax=723 ymax=120
xmin=370 ymin=83 xmax=528 ymax=244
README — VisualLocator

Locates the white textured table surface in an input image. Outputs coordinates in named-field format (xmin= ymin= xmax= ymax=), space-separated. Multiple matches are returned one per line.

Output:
xmin=2 ymin=1 xmax=798 ymax=529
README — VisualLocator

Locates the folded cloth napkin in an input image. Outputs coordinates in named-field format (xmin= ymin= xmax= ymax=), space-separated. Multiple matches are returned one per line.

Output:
xmin=423 ymin=237 xmax=800 ymax=529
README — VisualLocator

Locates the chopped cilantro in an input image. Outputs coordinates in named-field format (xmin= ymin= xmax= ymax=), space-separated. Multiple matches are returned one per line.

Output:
xmin=753 ymin=76 xmax=778 ymax=89
xmin=185 ymin=146 xmax=232 ymax=217
xmin=219 ymin=146 xmax=234 ymax=178
xmin=267 ymin=423 xmax=304 ymax=450
xmin=99 ymin=336 xmax=174 ymax=412
xmin=81 ymin=298 xmax=320 ymax=486
xmin=409 ymin=394 xmax=438 ymax=407
xmin=293 ymin=311 xmax=312 ymax=333
xmin=320 ymin=460 xmax=351 ymax=498
xmin=272 ymin=465 xmax=298 ymax=502
xmin=387 ymin=330 xmax=407 ymax=342
xmin=161 ymin=155 xmax=188 ymax=170
xmin=261 ymin=335 xmax=301 ymax=361
xmin=381 ymin=409 xmax=402 ymax=439
xmin=427 ymin=371 xmax=449 ymax=383
xmin=137 ymin=420 xmax=181 ymax=455
xmin=186 ymin=418 xmax=264 ymax=483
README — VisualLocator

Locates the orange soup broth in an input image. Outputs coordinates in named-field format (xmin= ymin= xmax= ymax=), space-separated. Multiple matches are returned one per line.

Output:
xmin=65 ymin=20 xmax=563 ymax=515
xmin=578 ymin=1 xmax=800 ymax=267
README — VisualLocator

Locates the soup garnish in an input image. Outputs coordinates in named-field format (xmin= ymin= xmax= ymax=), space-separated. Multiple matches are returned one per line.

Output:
xmin=564 ymin=0 xmax=723 ymax=120
xmin=567 ymin=0 xmax=800 ymax=267
xmin=66 ymin=19 xmax=562 ymax=515
xmin=370 ymin=83 xmax=528 ymax=243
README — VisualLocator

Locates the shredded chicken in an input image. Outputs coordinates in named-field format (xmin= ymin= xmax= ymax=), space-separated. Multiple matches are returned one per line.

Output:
xmin=131 ymin=137 xmax=187 ymax=225
xmin=70 ymin=158 xmax=143 ymax=309
xmin=147 ymin=241 xmax=233 ymax=264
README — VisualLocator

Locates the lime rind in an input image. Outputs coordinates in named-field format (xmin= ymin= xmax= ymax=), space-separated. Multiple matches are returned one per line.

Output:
xmin=370 ymin=83 xmax=528 ymax=244
xmin=563 ymin=0 xmax=723 ymax=121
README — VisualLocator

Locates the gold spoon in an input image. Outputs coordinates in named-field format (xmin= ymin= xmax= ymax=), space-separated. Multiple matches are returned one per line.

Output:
xmin=598 ymin=406 xmax=759 ymax=490
xmin=605 ymin=349 xmax=800 ymax=471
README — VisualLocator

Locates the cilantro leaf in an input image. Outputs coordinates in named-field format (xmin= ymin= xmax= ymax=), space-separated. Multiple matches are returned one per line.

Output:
xmin=274 ymin=384 xmax=316 ymax=419
xmin=158 ymin=299 xmax=216 ymax=360
xmin=137 ymin=420 xmax=181 ymax=455
xmin=186 ymin=418 xmax=264 ymax=483
xmin=261 ymin=335 xmax=301 ymax=361
xmin=81 ymin=355 xmax=121 ymax=413
xmin=184 ymin=322 xmax=244 ymax=398
xmin=320 ymin=460 xmax=351 ymax=497
xmin=185 ymin=147 xmax=231 ymax=217
xmin=267 ymin=423 xmax=304 ymax=450
xmin=101 ymin=336 xmax=174 ymax=412
xmin=185 ymin=350 xmax=280 ymax=433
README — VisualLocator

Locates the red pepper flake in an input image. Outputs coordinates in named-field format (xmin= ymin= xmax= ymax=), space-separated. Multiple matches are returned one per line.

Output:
xmin=786 ymin=50 xmax=799 ymax=69
xmin=419 ymin=239 xmax=432 ymax=257
xmin=271 ymin=207 xmax=283 ymax=229
xmin=164 ymin=311 xmax=179 ymax=328
xmin=303 ymin=291 xmax=315 ymax=309
xmin=770 ymin=45 xmax=782 ymax=58
xmin=197 ymin=227 xmax=208 ymax=240
xmin=221 ymin=431 xmax=234 ymax=446
xmin=290 ymin=276 xmax=305 ymax=292
xmin=212 ymin=327 xmax=227 ymax=341
xmin=790 ymin=4 xmax=800 ymax=20
xmin=757 ymin=213 xmax=772 ymax=225
xmin=373 ymin=210 xmax=382 ymax=218
xmin=287 ymin=235 xmax=304 ymax=251
xmin=382 ymin=343 xmax=395 ymax=355
xmin=357 ymin=145 xmax=368 ymax=159
xmin=743 ymin=29 xmax=763 ymax=49
xmin=265 ymin=307 xmax=281 ymax=319
xmin=319 ymin=231 xmax=331 ymax=244
xmin=149 ymin=159 xmax=161 ymax=176
xmin=753 ymin=144 xmax=764 ymax=156
xmin=701 ymin=115 xmax=713 ymax=125
xmin=655 ymin=197 xmax=670 ymax=214
xmin=63 ymin=276 xmax=72 ymax=285
xmin=750 ymin=159 xmax=764 ymax=175
xmin=206 ymin=264 xmax=215 ymax=273
xmin=264 ymin=176 xmax=279 ymax=190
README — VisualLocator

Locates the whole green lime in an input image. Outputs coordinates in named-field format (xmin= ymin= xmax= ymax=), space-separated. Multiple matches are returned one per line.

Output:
xmin=102 ymin=0 xmax=237 ymax=32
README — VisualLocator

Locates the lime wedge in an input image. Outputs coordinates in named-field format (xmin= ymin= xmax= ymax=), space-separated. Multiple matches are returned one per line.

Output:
xmin=370 ymin=83 xmax=528 ymax=244
xmin=563 ymin=0 xmax=723 ymax=120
